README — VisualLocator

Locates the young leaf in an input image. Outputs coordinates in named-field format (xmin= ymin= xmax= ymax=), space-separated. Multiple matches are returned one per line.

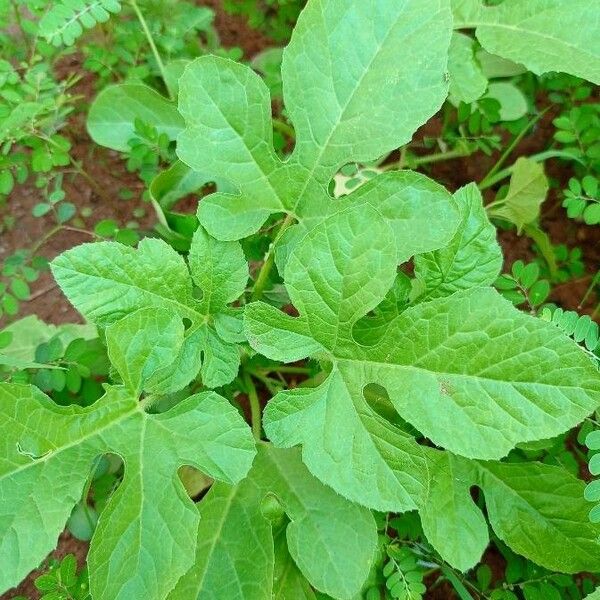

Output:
xmin=51 ymin=230 xmax=248 ymax=388
xmin=483 ymin=82 xmax=528 ymax=122
xmin=87 ymin=84 xmax=184 ymax=152
xmin=178 ymin=0 xmax=454 ymax=244
xmin=169 ymin=444 xmax=376 ymax=600
xmin=413 ymin=183 xmax=502 ymax=300
xmin=245 ymin=205 xmax=600 ymax=513
xmin=0 ymin=383 xmax=256 ymax=597
xmin=487 ymin=157 xmax=549 ymax=231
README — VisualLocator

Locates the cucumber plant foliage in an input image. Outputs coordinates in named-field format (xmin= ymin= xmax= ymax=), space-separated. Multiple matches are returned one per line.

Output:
xmin=3 ymin=0 xmax=600 ymax=599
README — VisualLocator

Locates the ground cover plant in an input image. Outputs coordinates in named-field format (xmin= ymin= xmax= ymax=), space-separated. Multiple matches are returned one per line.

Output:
xmin=1 ymin=0 xmax=600 ymax=599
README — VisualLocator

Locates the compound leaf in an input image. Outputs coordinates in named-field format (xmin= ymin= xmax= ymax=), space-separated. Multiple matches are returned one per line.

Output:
xmin=0 ymin=383 xmax=255 ymax=597
xmin=169 ymin=444 xmax=376 ymax=600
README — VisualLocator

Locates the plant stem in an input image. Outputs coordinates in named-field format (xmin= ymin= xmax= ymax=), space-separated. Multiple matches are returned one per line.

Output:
xmin=272 ymin=118 xmax=295 ymax=138
xmin=243 ymin=372 xmax=262 ymax=440
xmin=10 ymin=0 xmax=30 ymax=55
xmin=129 ymin=0 xmax=172 ymax=99
xmin=261 ymin=365 xmax=311 ymax=375
xmin=579 ymin=271 xmax=600 ymax=310
xmin=479 ymin=150 xmax=580 ymax=190
xmin=252 ymin=213 xmax=295 ymax=301
xmin=28 ymin=224 xmax=61 ymax=257
xmin=480 ymin=110 xmax=547 ymax=188
xmin=383 ymin=146 xmax=472 ymax=170
xmin=69 ymin=157 xmax=113 ymax=204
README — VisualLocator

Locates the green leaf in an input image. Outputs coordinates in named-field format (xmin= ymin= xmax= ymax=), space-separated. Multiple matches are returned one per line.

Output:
xmin=448 ymin=33 xmax=488 ymax=105
xmin=476 ymin=50 xmax=526 ymax=78
xmin=51 ymin=231 xmax=248 ymax=388
xmin=488 ymin=157 xmax=548 ymax=231
xmin=473 ymin=0 xmax=600 ymax=85
xmin=245 ymin=205 xmax=600 ymax=514
xmin=39 ymin=0 xmax=122 ymax=46
xmin=419 ymin=451 xmax=488 ymax=572
xmin=178 ymin=0 xmax=454 ymax=244
xmin=483 ymin=82 xmax=528 ymax=122
xmin=106 ymin=307 xmax=186 ymax=395
xmin=420 ymin=452 xmax=600 ymax=573
xmin=413 ymin=183 xmax=502 ymax=300
xmin=169 ymin=444 xmax=376 ymax=600
xmin=478 ymin=461 xmax=600 ymax=573
xmin=87 ymin=84 xmax=184 ymax=152
xmin=0 ymin=383 xmax=256 ymax=597
xmin=150 ymin=160 xmax=231 ymax=211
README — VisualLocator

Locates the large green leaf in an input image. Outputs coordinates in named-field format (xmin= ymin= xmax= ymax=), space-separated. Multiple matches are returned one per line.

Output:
xmin=464 ymin=0 xmax=600 ymax=84
xmin=169 ymin=444 xmax=376 ymax=600
xmin=413 ymin=183 xmax=502 ymax=300
xmin=0 ymin=383 xmax=255 ymax=597
xmin=420 ymin=452 xmax=600 ymax=573
xmin=52 ymin=230 xmax=248 ymax=388
xmin=245 ymin=205 xmax=600 ymax=507
xmin=87 ymin=84 xmax=184 ymax=152
xmin=177 ymin=0 xmax=455 ymax=250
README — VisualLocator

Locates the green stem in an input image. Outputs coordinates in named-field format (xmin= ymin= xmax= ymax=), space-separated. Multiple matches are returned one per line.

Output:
xmin=129 ymin=0 xmax=172 ymax=99
xmin=383 ymin=146 xmax=473 ymax=170
xmin=272 ymin=118 xmax=295 ymax=139
xmin=262 ymin=366 xmax=311 ymax=375
xmin=480 ymin=110 xmax=547 ymax=188
xmin=252 ymin=214 xmax=295 ymax=301
xmin=479 ymin=150 xmax=580 ymax=191
xmin=579 ymin=270 xmax=600 ymax=310
xmin=28 ymin=224 xmax=61 ymax=257
xmin=243 ymin=372 xmax=262 ymax=440
xmin=10 ymin=0 xmax=30 ymax=55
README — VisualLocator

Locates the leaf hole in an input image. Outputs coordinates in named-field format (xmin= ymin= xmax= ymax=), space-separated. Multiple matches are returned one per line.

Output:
xmin=178 ymin=465 xmax=212 ymax=502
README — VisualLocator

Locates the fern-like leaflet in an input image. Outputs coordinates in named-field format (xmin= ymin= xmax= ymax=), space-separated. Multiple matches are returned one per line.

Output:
xmin=541 ymin=307 xmax=600 ymax=522
xmin=381 ymin=545 xmax=426 ymax=600
xmin=39 ymin=0 xmax=122 ymax=46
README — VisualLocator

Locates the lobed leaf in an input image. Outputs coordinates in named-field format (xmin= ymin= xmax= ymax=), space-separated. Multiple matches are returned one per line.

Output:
xmin=169 ymin=444 xmax=377 ymax=600
xmin=0 ymin=383 xmax=255 ymax=597
xmin=413 ymin=183 xmax=502 ymax=300
xmin=246 ymin=205 xmax=600 ymax=505
xmin=52 ymin=231 xmax=248 ymax=388
xmin=178 ymin=0 xmax=455 ymax=253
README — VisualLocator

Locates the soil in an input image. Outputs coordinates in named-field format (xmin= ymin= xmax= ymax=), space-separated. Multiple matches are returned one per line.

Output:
xmin=1 ymin=1 xmax=598 ymax=598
